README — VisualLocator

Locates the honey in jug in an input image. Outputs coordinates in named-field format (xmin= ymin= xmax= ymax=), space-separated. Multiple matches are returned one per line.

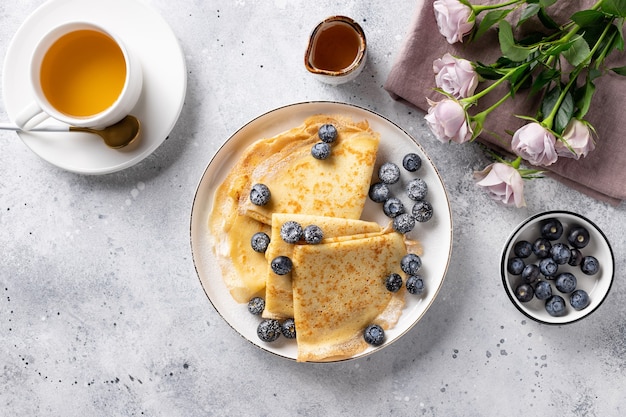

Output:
xmin=310 ymin=22 xmax=362 ymax=72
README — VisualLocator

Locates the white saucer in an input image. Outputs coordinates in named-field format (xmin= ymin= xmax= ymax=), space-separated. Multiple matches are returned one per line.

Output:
xmin=2 ymin=0 xmax=187 ymax=174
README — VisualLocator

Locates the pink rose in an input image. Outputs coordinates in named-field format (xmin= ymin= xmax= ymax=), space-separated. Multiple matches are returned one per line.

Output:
xmin=433 ymin=0 xmax=474 ymax=44
xmin=555 ymin=119 xmax=595 ymax=159
xmin=474 ymin=163 xmax=526 ymax=208
xmin=425 ymin=98 xmax=473 ymax=144
xmin=511 ymin=123 xmax=558 ymax=167
xmin=434 ymin=53 xmax=479 ymax=99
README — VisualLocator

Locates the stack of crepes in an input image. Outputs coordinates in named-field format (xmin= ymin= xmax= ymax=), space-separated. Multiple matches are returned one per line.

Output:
xmin=208 ymin=114 xmax=414 ymax=362
xmin=385 ymin=0 xmax=626 ymax=205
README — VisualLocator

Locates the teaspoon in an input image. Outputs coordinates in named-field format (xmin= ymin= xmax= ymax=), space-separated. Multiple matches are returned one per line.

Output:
xmin=0 ymin=115 xmax=141 ymax=149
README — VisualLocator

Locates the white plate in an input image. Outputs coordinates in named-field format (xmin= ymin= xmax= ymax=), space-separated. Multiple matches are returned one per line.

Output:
xmin=2 ymin=0 xmax=187 ymax=174
xmin=190 ymin=102 xmax=453 ymax=361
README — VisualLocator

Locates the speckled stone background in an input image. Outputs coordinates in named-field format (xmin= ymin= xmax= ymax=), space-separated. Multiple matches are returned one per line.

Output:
xmin=1 ymin=1 xmax=625 ymax=416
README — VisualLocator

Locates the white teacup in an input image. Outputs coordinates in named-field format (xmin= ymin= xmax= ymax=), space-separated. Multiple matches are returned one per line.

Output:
xmin=15 ymin=22 xmax=142 ymax=131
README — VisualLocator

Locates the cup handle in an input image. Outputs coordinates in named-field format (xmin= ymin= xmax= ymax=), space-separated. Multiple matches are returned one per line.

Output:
xmin=14 ymin=101 xmax=50 ymax=131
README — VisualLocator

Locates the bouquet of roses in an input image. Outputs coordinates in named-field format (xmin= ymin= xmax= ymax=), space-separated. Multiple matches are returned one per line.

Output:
xmin=426 ymin=0 xmax=626 ymax=207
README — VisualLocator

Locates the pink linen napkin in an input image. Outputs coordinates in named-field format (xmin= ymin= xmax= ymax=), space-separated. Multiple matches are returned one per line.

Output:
xmin=385 ymin=0 xmax=626 ymax=205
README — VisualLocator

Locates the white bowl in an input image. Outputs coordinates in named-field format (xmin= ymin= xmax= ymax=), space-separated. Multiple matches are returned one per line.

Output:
xmin=501 ymin=211 xmax=614 ymax=325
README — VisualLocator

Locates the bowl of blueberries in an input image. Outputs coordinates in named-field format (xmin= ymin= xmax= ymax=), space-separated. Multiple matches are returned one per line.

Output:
xmin=501 ymin=211 xmax=614 ymax=325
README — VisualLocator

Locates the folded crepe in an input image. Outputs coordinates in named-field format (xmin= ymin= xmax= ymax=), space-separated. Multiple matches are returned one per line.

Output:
xmin=292 ymin=232 xmax=408 ymax=362
xmin=239 ymin=114 xmax=380 ymax=224
xmin=208 ymin=132 xmax=276 ymax=302
xmin=384 ymin=0 xmax=626 ymax=204
xmin=263 ymin=213 xmax=383 ymax=320
xmin=209 ymin=114 xmax=380 ymax=303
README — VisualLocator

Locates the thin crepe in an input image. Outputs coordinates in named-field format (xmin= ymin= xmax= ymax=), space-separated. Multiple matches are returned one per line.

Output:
xmin=263 ymin=213 xmax=383 ymax=320
xmin=239 ymin=115 xmax=380 ymax=224
xmin=209 ymin=114 xmax=380 ymax=303
xmin=292 ymin=232 xmax=408 ymax=362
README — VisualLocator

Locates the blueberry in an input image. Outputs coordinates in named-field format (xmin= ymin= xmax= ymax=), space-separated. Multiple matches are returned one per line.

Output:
xmin=570 ymin=289 xmax=591 ymax=311
xmin=363 ymin=324 xmax=385 ymax=346
xmin=318 ymin=124 xmax=338 ymax=143
xmin=257 ymin=319 xmax=281 ymax=342
xmin=247 ymin=296 xmax=265 ymax=315
xmin=532 ymin=237 xmax=551 ymax=258
xmin=303 ymin=224 xmax=324 ymax=244
xmin=406 ymin=178 xmax=428 ymax=201
xmin=401 ymin=253 xmax=422 ymax=275
xmin=550 ymin=243 xmax=571 ymax=265
xmin=412 ymin=200 xmax=433 ymax=222
xmin=555 ymin=272 xmax=577 ymax=293
xmin=507 ymin=257 xmax=525 ymax=275
xmin=368 ymin=182 xmax=390 ymax=203
xmin=534 ymin=280 xmax=552 ymax=300
xmin=514 ymin=240 xmax=533 ymax=258
xmin=545 ymin=295 xmax=567 ymax=317
xmin=515 ymin=283 xmax=534 ymax=303
xmin=568 ymin=248 xmax=583 ymax=266
xmin=541 ymin=218 xmax=563 ymax=240
xmin=379 ymin=162 xmax=401 ymax=184
xmin=539 ymin=257 xmax=558 ymax=278
xmin=271 ymin=256 xmax=293 ymax=275
xmin=280 ymin=221 xmax=303 ymax=244
xmin=393 ymin=213 xmax=415 ymax=234
xmin=250 ymin=183 xmax=271 ymax=206
xmin=385 ymin=273 xmax=403 ymax=292
xmin=406 ymin=275 xmax=425 ymax=295
xmin=280 ymin=318 xmax=297 ymax=339
xmin=402 ymin=153 xmax=422 ymax=172
xmin=521 ymin=264 xmax=540 ymax=284
xmin=383 ymin=197 xmax=405 ymax=218
xmin=311 ymin=142 xmax=331 ymax=160
xmin=567 ymin=225 xmax=590 ymax=249
xmin=581 ymin=255 xmax=599 ymax=275
xmin=250 ymin=232 xmax=270 ymax=253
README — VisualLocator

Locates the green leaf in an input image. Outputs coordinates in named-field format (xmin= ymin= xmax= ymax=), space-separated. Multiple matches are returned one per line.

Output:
xmin=571 ymin=10 xmax=607 ymax=27
xmin=589 ymin=68 xmax=602 ymax=80
xmin=562 ymin=36 xmax=591 ymax=67
xmin=508 ymin=64 xmax=532 ymax=95
xmin=518 ymin=32 xmax=547 ymax=46
xmin=474 ymin=64 xmax=505 ymax=80
xmin=493 ymin=56 xmax=518 ymax=68
xmin=545 ymin=37 xmax=579 ymax=56
xmin=539 ymin=0 xmax=557 ymax=7
xmin=611 ymin=65 xmax=626 ymax=75
xmin=541 ymin=84 xmax=561 ymax=120
xmin=555 ymin=91 xmax=575 ymax=134
xmin=538 ymin=7 xmax=560 ymax=29
xmin=530 ymin=68 xmax=560 ymax=95
xmin=474 ymin=9 xmax=513 ymax=40
xmin=498 ymin=20 xmax=534 ymax=61
xmin=574 ymin=78 xmax=596 ymax=119
xmin=600 ymin=0 xmax=626 ymax=17
xmin=518 ymin=4 xmax=541 ymax=26
xmin=581 ymin=23 xmax=611 ymax=55
xmin=612 ymin=22 xmax=625 ymax=51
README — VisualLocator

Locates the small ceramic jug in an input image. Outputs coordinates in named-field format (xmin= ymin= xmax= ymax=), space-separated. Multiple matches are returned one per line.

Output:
xmin=304 ymin=16 xmax=367 ymax=85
